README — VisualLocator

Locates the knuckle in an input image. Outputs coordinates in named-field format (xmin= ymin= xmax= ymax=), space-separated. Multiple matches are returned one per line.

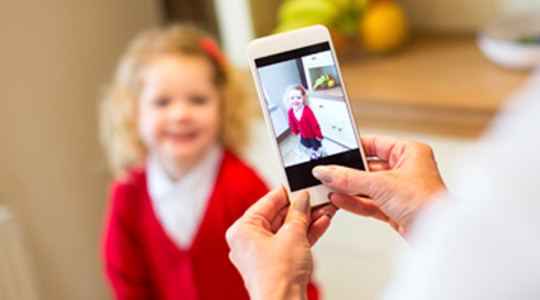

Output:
xmin=366 ymin=172 xmax=383 ymax=194
xmin=417 ymin=141 xmax=432 ymax=152
xmin=290 ymin=215 xmax=309 ymax=229
xmin=338 ymin=169 xmax=355 ymax=190
xmin=343 ymin=168 xmax=367 ymax=193
xmin=413 ymin=141 xmax=435 ymax=157
xmin=225 ymin=224 xmax=238 ymax=244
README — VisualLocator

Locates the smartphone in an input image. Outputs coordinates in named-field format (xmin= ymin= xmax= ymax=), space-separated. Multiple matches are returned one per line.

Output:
xmin=247 ymin=25 xmax=368 ymax=207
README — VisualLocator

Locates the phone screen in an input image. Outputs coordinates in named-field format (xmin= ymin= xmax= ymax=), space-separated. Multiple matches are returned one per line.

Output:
xmin=254 ymin=42 xmax=366 ymax=191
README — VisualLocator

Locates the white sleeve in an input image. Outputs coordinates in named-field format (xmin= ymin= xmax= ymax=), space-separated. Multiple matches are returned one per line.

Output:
xmin=381 ymin=69 xmax=540 ymax=300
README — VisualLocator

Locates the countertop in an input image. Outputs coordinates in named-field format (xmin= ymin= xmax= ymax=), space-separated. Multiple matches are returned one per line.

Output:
xmin=338 ymin=36 xmax=529 ymax=137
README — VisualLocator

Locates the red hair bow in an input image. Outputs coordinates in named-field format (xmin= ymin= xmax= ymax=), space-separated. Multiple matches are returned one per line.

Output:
xmin=200 ymin=37 xmax=227 ymax=66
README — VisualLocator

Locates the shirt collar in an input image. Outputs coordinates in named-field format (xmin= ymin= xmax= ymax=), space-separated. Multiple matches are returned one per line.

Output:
xmin=146 ymin=144 xmax=224 ymax=202
xmin=294 ymin=104 xmax=305 ymax=111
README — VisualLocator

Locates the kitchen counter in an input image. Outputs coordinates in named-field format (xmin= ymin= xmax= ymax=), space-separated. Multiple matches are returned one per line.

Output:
xmin=338 ymin=36 xmax=529 ymax=137
xmin=310 ymin=86 xmax=344 ymax=98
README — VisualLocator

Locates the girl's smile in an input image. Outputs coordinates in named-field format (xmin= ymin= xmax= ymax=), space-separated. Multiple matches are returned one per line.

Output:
xmin=163 ymin=129 xmax=199 ymax=143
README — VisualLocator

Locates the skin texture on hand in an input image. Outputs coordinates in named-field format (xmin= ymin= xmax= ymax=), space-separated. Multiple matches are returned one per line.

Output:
xmin=226 ymin=187 xmax=337 ymax=300
xmin=312 ymin=135 xmax=447 ymax=237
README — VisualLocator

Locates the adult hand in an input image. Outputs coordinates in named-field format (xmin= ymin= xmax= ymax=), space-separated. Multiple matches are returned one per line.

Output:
xmin=226 ymin=187 xmax=336 ymax=300
xmin=312 ymin=135 xmax=447 ymax=237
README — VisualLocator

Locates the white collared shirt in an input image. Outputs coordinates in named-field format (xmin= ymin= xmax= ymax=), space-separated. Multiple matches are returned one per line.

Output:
xmin=146 ymin=145 xmax=224 ymax=250
xmin=293 ymin=105 xmax=304 ymax=121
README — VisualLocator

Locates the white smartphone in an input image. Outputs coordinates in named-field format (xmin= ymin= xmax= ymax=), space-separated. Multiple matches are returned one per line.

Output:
xmin=247 ymin=25 xmax=368 ymax=207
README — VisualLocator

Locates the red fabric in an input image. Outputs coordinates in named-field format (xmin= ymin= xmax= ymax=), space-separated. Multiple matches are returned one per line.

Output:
xmin=102 ymin=150 xmax=320 ymax=300
xmin=288 ymin=106 xmax=323 ymax=140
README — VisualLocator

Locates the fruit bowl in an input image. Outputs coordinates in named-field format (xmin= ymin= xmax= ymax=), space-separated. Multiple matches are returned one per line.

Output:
xmin=312 ymin=74 xmax=336 ymax=90
xmin=477 ymin=14 xmax=540 ymax=70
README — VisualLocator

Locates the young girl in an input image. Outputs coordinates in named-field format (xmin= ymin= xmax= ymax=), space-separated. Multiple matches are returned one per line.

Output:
xmin=99 ymin=25 xmax=319 ymax=299
xmin=285 ymin=84 xmax=323 ymax=160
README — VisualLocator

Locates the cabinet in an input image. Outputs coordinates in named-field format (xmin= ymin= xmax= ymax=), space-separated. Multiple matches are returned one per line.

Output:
xmin=302 ymin=51 xmax=340 ymax=90
xmin=302 ymin=51 xmax=334 ymax=69
xmin=309 ymin=96 xmax=357 ymax=149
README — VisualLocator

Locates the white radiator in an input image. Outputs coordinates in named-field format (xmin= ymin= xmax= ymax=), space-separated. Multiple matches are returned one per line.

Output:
xmin=269 ymin=106 xmax=289 ymax=138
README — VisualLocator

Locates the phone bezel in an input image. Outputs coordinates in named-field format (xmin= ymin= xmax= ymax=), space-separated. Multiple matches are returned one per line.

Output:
xmin=247 ymin=25 xmax=369 ymax=206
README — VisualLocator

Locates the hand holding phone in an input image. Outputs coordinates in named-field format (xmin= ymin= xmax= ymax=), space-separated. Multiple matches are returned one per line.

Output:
xmin=247 ymin=25 xmax=368 ymax=206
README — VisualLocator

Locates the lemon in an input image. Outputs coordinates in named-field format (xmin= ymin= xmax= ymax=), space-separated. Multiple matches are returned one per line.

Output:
xmin=360 ymin=1 xmax=408 ymax=53
xmin=274 ymin=0 xmax=341 ymax=33
xmin=278 ymin=0 xmax=339 ymax=25
xmin=274 ymin=18 xmax=324 ymax=33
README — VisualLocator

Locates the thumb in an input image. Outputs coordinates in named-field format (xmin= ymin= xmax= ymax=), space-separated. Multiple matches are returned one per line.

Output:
xmin=312 ymin=165 xmax=377 ymax=195
xmin=281 ymin=190 xmax=311 ymax=234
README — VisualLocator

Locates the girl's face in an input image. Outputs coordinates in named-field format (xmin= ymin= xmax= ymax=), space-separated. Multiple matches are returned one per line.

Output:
xmin=138 ymin=53 xmax=220 ymax=167
xmin=288 ymin=89 xmax=304 ymax=109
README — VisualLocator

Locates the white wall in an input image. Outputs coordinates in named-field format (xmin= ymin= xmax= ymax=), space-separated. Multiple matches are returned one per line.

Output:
xmin=213 ymin=0 xmax=254 ymax=67
xmin=257 ymin=60 xmax=304 ymax=135
xmin=0 ymin=1 xmax=161 ymax=299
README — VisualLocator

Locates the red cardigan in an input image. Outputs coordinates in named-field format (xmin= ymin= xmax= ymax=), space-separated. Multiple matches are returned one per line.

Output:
xmin=102 ymin=150 xmax=320 ymax=299
xmin=288 ymin=106 xmax=323 ymax=140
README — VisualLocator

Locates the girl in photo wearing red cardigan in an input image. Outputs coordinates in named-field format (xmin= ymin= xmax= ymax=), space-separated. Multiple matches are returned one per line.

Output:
xmin=285 ymin=84 xmax=323 ymax=160
xmin=99 ymin=24 xmax=319 ymax=300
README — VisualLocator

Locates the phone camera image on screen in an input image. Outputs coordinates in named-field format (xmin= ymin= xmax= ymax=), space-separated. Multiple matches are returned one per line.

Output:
xmin=255 ymin=42 xmax=365 ymax=191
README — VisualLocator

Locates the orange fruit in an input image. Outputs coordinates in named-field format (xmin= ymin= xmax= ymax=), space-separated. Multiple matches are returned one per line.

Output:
xmin=360 ymin=1 xmax=408 ymax=53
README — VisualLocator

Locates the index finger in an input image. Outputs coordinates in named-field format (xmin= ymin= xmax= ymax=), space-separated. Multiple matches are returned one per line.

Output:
xmin=244 ymin=185 xmax=290 ymax=222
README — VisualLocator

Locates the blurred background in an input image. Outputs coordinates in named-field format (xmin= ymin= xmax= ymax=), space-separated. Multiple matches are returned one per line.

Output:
xmin=0 ymin=0 xmax=539 ymax=299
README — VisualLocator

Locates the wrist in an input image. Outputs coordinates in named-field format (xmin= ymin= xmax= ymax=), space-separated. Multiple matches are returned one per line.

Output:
xmin=250 ymin=278 xmax=307 ymax=300
xmin=401 ymin=187 xmax=451 ymax=238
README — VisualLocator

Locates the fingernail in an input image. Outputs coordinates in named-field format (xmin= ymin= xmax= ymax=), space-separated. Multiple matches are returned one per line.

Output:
xmin=312 ymin=166 xmax=333 ymax=183
xmin=293 ymin=190 xmax=310 ymax=213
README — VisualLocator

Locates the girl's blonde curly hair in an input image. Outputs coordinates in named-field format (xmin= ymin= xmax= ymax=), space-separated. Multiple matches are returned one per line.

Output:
xmin=99 ymin=24 xmax=250 ymax=177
